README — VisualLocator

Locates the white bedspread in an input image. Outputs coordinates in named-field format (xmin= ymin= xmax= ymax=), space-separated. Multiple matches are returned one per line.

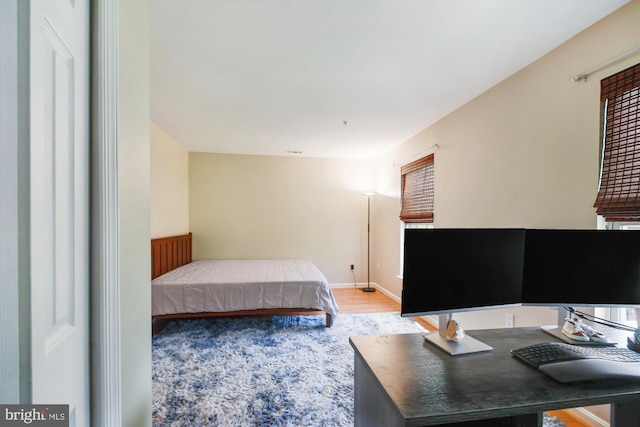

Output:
xmin=152 ymin=259 xmax=339 ymax=317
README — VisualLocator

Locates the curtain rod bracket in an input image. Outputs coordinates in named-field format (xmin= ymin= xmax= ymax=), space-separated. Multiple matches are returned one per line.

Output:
xmin=393 ymin=144 xmax=439 ymax=167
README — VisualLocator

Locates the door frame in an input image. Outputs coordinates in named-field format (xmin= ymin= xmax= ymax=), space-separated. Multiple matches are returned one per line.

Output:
xmin=0 ymin=1 xmax=123 ymax=425
xmin=91 ymin=2 xmax=122 ymax=426
xmin=0 ymin=0 xmax=30 ymax=405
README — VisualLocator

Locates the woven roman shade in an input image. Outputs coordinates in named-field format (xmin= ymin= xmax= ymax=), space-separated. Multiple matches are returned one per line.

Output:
xmin=594 ymin=63 xmax=640 ymax=221
xmin=400 ymin=154 xmax=434 ymax=223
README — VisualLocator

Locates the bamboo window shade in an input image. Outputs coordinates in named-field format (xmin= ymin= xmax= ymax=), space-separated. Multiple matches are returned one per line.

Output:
xmin=594 ymin=62 xmax=640 ymax=221
xmin=400 ymin=154 xmax=434 ymax=223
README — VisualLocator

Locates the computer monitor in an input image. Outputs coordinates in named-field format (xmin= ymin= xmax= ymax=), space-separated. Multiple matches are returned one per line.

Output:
xmin=522 ymin=229 xmax=640 ymax=308
xmin=401 ymin=228 xmax=526 ymax=355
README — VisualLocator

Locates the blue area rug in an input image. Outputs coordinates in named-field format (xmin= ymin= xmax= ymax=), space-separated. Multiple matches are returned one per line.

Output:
xmin=152 ymin=313 xmax=566 ymax=427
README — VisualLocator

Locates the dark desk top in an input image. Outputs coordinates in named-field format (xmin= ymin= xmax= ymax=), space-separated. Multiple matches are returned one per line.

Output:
xmin=349 ymin=327 xmax=640 ymax=425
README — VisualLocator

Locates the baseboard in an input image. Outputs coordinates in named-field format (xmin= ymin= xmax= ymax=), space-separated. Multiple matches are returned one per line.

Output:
xmin=331 ymin=282 xmax=364 ymax=289
xmin=370 ymin=284 xmax=439 ymax=327
xmin=370 ymin=283 xmax=399 ymax=303
xmin=565 ymin=407 xmax=609 ymax=427
xmin=331 ymin=282 xmax=384 ymax=292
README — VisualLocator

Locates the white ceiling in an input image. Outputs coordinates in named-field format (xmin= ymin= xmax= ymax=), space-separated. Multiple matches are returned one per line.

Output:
xmin=150 ymin=0 xmax=628 ymax=159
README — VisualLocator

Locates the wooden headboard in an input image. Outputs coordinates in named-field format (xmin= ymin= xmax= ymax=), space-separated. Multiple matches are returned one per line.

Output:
xmin=151 ymin=233 xmax=193 ymax=279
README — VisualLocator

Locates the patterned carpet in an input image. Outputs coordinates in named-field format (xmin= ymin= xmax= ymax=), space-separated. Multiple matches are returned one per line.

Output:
xmin=152 ymin=313 xmax=566 ymax=427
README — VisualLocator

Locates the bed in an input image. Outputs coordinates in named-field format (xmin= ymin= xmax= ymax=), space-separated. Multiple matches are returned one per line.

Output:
xmin=151 ymin=233 xmax=339 ymax=334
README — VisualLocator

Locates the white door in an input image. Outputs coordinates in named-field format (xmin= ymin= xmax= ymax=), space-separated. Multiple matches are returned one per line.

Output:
xmin=29 ymin=1 xmax=90 ymax=425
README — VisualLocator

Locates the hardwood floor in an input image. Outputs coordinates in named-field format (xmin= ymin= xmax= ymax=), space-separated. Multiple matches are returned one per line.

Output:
xmin=332 ymin=287 xmax=590 ymax=427
xmin=332 ymin=287 xmax=437 ymax=331
xmin=333 ymin=286 xmax=409 ymax=312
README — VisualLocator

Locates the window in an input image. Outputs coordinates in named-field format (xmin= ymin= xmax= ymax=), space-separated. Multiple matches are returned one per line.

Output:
xmin=400 ymin=154 xmax=434 ymax=223
xmin=399 ymin=222 xmax=433 ymax=277
xmin=403 ymin=223 xmax=433 ymax=230
xmin=593 ymin=62 xmax=640 ymax=221
xmin=594 ymin=222 xmax=640 ymax=328
xmin=399 ymin=154 xmax=435 ymax=276
xmin=594 ymin=63 xmax=640 ymax=328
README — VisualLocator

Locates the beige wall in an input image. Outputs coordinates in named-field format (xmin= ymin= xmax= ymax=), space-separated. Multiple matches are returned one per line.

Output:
xmin=189 ymin=152 xmax=375 ymax=284
xmin=119 ymin=1 xmax=151 ymax=426
xmin=372 ymin=2 xmax=640 ymax=325
xmin=150 ymin=122 xmax=189 ymax=238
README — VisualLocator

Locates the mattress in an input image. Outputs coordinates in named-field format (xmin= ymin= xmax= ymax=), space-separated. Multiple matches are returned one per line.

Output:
xmin=152 ymin=259 xmax=339 ymax=317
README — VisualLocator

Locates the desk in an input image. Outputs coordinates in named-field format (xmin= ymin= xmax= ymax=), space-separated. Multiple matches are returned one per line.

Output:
xmin=349 ymin=328 xmax=640 ymax=427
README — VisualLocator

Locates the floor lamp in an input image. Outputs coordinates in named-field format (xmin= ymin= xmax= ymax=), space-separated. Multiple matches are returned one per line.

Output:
xmin=362 ymin=193 xmax=376 ymax=292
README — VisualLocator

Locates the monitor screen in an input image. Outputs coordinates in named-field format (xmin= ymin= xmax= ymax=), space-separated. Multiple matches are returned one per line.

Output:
xmin=522 ymin=229 xmax=640 ymax=307
xmin=401 ymin=228 xmax=526 ymax=317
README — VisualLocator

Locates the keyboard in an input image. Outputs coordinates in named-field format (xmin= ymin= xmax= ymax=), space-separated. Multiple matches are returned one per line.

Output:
xmin=511 ymin=342 xmax=640 ymax=383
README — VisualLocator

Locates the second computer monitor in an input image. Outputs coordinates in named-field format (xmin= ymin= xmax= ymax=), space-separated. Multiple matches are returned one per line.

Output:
xmin=522 ymin=229 xmax=640 ymax=308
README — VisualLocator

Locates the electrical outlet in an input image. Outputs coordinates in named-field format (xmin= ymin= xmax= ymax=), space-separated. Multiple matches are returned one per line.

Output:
xmin=505 ymin=313 xmax=515 ymax=328
xmin=350 ymin=263 xmax=354 ymax=270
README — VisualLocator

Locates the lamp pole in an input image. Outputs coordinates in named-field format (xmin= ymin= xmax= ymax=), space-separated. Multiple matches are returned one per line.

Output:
xmin=362 ymin=193 xmax=376 ymax=292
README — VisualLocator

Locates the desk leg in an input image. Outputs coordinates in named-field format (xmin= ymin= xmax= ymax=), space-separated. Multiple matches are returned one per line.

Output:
xmin=444 ymin=413 xmax=541 ymax=427
xmin=611 ymin=402 xmax=640 ymax=427
xmin=354 ymin=354 xmax=403 ymax=427
xmin=512 ymin=412 xmax=542 ymax=427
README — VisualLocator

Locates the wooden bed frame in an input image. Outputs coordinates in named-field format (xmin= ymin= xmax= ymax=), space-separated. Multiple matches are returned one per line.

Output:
xmin=151 ymin=233 xmax=334 ymax=334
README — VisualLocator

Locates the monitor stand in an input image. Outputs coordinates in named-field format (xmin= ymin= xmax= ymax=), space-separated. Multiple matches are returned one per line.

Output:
xmin=423 ymin=314 xmax=493 ymax=356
